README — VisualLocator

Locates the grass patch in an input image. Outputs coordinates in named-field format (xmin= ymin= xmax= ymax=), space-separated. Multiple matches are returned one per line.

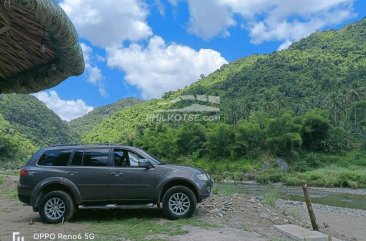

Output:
xmin=212 ymin=183 xmax=242 ymax=196
xmin=261 ymin=187 xmax=280 ymax=207
xmin=282 ymin=165 xmax=366 ymax=188
xmin=87 ymin=216 xmax=215 ymax=241
xmin=0 ymin=175 xmax=17 ymax=200
xmin=183 ymin=158 xmax=260 ymax=181
xmin=0 ymin=176 xmax=4 ymax=186
xmin=184 ymin=150 xmax=366 ymax=188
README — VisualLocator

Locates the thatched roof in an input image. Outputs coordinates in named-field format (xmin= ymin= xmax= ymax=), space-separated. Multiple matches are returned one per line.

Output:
xmin=0 ymin=0 xmax=85 ymax=93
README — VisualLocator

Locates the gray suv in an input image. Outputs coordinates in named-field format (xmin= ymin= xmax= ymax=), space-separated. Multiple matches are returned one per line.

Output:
xmin=18 ymin=144 xmax=213 ymax=223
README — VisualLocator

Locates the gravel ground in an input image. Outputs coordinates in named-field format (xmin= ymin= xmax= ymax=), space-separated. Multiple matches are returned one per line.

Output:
xmin=1 ymin=175 xmax=365 ymax=241
xmin=276 ymin=199 xmax=366 ymax=241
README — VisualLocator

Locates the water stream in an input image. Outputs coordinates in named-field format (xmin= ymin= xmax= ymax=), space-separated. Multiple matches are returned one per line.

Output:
xmin=219 ymin=182 xmax=366 ymax=210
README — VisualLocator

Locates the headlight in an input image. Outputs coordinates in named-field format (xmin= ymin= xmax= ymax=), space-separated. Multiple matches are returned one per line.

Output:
xmin=196 ymin=174 xmax=209 ymax=181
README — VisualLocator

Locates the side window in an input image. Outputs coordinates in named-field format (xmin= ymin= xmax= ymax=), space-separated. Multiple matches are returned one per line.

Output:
xmin=128 ymin=151 xmax=144 ymax=167
xmin=38 ymin=149 xmax=72 ymax=166
xmin=113 ymin=149 xmax=128 ymax=167
xmin=83 ymin=149 xmax=109 ymax=167
xmin=70 ymin=151 xmax=83 ymax=166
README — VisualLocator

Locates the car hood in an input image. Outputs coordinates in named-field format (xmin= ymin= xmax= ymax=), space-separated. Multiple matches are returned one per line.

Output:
xmin=156 ymin=164 xmax=205 ymax=175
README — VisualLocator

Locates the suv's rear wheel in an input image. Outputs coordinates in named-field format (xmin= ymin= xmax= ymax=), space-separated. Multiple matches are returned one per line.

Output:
xmin=39 ymin=191 xmax=75 ymax=224
xmin=162 ymin=186 xmax=196 ymax=219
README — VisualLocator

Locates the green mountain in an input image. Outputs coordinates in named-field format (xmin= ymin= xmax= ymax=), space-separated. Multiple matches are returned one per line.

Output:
xmin=82 ymin=18 xmax=366 ymax=146
xmin=69 ymin=97 xmax=141 ymax=138
xmin=0 ymin=113 xmax=36 ymax=163
xmin=0 ymin=94 xmax=72 ymax=146
xmin=79 ymin=18 xmax=366 ymax=187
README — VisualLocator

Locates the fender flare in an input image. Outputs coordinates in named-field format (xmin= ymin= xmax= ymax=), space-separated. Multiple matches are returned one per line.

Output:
xmin=30 ymin=177 xmax=82 ymax=208
xmin=155 ymin=176 xmax=200 ymax=203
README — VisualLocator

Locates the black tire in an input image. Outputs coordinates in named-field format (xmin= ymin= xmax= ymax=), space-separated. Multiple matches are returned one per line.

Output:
xmin=162 ymin=186 xmax=197 ymax=220
xmin=39 ymin=191 xmax=75 ymax=224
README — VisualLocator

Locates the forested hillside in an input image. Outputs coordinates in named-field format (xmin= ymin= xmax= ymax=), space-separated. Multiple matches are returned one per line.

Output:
xmin=69 ymin=97 xmax=141 ymax=138
xmin=83 ymin=18 xmax=366 ymax=146
xmin=1 ymin=19 xmax=365 ymax=187
xmin=0 ymin=113 xmax=35 ymax=163
xmin=81 ymin=18 xmax=366 ymax=187
xmin=0 ymin=94 xmax=72 ymax=146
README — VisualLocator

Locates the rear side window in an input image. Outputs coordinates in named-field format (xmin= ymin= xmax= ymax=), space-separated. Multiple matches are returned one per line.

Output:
xmin=38 ymin=149 xmax=72 ymax=166
xmin=83 ymin=149 xmax=109 ymax=166
xmin=70 ymin=149 xmax=109 ymax=167
xmin=71 ymin=151 xmax=83 ymax=166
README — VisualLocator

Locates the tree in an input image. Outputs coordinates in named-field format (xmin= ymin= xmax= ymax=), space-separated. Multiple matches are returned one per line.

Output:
xmin=233 ymin=120 xmax=266 ymax=157
xmin=205 ymin=123 xmax=235 ymax=158
xmin=266 ymin=112 xmax=302 ymax=156
xmin=301 ymin=110 xmax=331 ymax=151
xmin=176 ymin=123 xmax=206 ymax=156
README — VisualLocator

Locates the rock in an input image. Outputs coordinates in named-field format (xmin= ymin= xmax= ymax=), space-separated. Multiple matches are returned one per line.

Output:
xmin=249 ymin=197 xmax=256 ymax=203
xmin=276 ymin=158 xmax=289 ymax=173
xmin=209 ymin=208 xmax=220 ymax=214
xmin=262 ymin=161 xmax=271 ymax=170
xmin=260 ymin=211 xmax=270 ymax=219
xmin=244 ymin=172 xmax=254 ymax=180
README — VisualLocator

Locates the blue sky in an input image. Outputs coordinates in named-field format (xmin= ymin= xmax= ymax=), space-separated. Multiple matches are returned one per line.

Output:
xmin=34 ymin=0 xmax=366 ymax=121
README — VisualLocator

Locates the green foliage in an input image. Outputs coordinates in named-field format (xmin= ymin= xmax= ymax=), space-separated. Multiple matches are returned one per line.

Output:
xmin=82 ymin=20 xmax=366 ymax=158
xmin=256 ymin=169 xmax=285 ymax=184
xmin=212 ymin=183 xmax=242 ymax=196
xmin=0 ymin=113 xmax=35 ymax=163
xmin=69 ymin=98 xmax=141 ymax=138
xmin=301 ymin=110 xmax=331 ymax=150
xmin=233 ymin=118 xmax=266 ymax=157
xmin=320 ymin=127 xmax=351 ymax=153
xmin=282 ymin=166 xmax=366 ymax=188
xmin=205 ymin=123 xmax=235 ymax=158
xmin=266 ymin=112 xmax=302 ymax=156
xmin=261 ymin=188 xmax=280 ymax=207
xmin=3 ymin=19 xmax=366 ymax=187
xmin=303 ymin=152 xmax=321 ymax=168
xmin=0 ymin=94 xmax=72 ymax=146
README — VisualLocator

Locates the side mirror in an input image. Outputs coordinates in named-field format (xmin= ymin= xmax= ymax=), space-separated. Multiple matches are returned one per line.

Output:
xmin=138 ymin=159 xmax=153 ymax=169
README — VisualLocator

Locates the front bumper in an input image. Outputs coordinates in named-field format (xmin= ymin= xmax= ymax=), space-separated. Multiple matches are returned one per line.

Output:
xmin=196 ymin=178 xmax=213 ymax=202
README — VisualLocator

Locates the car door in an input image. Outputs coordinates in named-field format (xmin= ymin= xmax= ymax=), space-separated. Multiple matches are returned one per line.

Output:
xmin=66 ymin=148 xmax=110 ymax=201
xmin=108 ymin=148 xmax=155 ymax=201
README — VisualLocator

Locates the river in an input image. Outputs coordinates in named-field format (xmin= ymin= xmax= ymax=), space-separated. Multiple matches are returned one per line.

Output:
xmin=219 ymin=182 xmax=366 ymax=210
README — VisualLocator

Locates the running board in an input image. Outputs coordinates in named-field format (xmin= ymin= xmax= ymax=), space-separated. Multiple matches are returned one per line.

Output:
xmin=78 ymin=203 xmax=156 ymax=210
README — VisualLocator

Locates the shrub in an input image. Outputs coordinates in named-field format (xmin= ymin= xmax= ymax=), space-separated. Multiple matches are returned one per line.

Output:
xmin=304 ymin=152 xmax=321 ymax=168
xmin=283 ymin=175 xmax=303 ymax=186
xmin=335 ymin=171 xmax=361 ymax=187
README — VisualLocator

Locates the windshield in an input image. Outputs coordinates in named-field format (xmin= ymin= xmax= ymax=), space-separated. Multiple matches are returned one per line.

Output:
xmin=136 ymin=149 xmax=163 ymax=165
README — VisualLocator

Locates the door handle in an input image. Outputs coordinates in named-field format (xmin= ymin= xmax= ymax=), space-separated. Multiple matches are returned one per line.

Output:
xmin=68 ymin=171 xmax=79 ymax=175
xmin=110 ymin=172 xmax=123 ymax=176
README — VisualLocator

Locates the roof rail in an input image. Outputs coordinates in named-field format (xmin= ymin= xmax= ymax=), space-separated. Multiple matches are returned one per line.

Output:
xmin=49 ymin=143 xmax=124 ymax=147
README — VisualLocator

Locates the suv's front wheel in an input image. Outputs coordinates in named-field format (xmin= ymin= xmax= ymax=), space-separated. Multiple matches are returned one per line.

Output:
xmin=39 ymin=191 xmax=75 ymax=224
xmin=162 ymin=186 xmax=197 ymax=219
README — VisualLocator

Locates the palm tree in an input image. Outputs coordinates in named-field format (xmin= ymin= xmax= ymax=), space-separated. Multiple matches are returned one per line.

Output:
xmin=327 ymin=92 xmax=344 ymax=125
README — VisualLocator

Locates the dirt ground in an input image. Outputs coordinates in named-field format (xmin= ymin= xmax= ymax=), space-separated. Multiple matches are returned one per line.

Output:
xmin=276 ymin=200 xmax=366 ymax=241
xmin=1 ymin=175 xmax=363 ymax=241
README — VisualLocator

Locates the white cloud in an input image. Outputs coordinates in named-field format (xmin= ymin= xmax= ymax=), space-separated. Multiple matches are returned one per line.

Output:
xmin=33 ymin=91 xmax=94 ymax=122
xmin=60 ymin=0 xmax=152 ymax=48
xmin=187 ymin=0 xmax=235 ymax=39
xmin=81 ymin=43 xmax=106 ymax=96
xmin=243 ymin=0 xmax=355 ymax=48
xmin=107 ymin=36 xmax=227 ymax=99
xmin=177 ymin=0 xmax=355 ymax=48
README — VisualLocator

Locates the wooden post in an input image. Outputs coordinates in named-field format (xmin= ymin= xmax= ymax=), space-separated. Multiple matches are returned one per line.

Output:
xmin=302 ymin=182 xmax=319 ymax=231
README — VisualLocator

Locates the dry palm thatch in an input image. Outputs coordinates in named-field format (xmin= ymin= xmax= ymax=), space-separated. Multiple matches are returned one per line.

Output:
xmin=0 ymin=0 xmax=84 ymax=93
